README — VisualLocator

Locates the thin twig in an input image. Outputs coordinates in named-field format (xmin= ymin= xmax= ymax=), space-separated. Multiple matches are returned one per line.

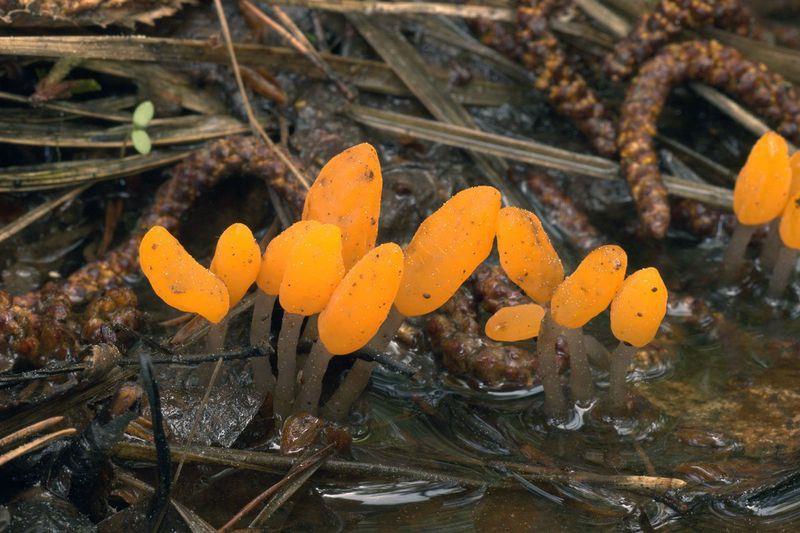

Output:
xmin=0 ymin=428 xmax=77 ymax=467
xmin=0 ymin=416 xmax=65 ymax=449
xmin=212 ymin=0 xmax=310 ymax=189
xmin=219 ymin=444 xmax=335 ymax=532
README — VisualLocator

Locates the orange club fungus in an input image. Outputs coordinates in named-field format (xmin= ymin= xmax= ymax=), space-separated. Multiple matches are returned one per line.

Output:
xmin=206 ymin=223 xmax=260 ymax=352
xmin=495 ymin=206 xmax=568 ymax=416
xmin=251 ymin=220 xmax=321 ymax=349
xmin=609 ymin=268 xmax=668 ymax=410
xmin=484 ymin=304 xmax=545 ymax=342
xmin=768 ymin=172 xmax=800 ymax=298
xmin=138 ymin=226 xmax=229 ymax=324
xmin=273 ymin=223 xmax=345 ymax=418
xmin=723 ymin=131 xmax=792 ymax=280
xmin=302 ymin=143 xmax=382 ymax=270
xmin=394 ymin=186 xmax=502 ymax=317
xmin=294 ymin=243 xmax=404 ymax=418
xmin=549 ymin=245 xmax=628 ymax=415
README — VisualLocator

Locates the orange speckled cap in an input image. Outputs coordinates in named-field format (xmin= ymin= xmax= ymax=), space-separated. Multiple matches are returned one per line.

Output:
xmin=319 ymin=243 xmax=404 ymax=355
xmin=210 ymin=223 xmax=260 ymax=307
xmin=733 ymin=131 xmax=791 ymax=226
xmin=139 ymin=226 xmax=229 ymax=323
xmin=279 ymin=223 xmax=345 ymax=316
xmin=610 ymin=267 xmax=668 ymax=347
xmin=551 ymin=245 xmax=627 ymax=329
xmin=781 ymin=153 xmax=800 ymax=249
xmin=496 ymin=207 xmax=563 ymax=304
xmin=394 ymin=186 xmax=501 ymax=317
xmin=256 ymin=220 xmax=321 ymax=296
xmin=302 ymin=143 xmax=382 ymax=270
xmin=484 ymin=303 xmax=545 ymax=342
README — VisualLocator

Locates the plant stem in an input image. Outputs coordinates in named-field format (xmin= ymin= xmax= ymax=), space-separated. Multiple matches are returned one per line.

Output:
xmin=536 ymin=312 xmax=567 ymax=420
xmin=767 ymin=247 xmax=799 ymax=299
xmin=274 ymin=313 xmax=304 ymax=418
xmin=722 ymin=222 xmax=757 ymax=281
xmin=760 ymin=219 xmax=783 ymax=271
xmin=321 ymin=359 xmax=377 ymax=421
xmin=609 ymin=341 xmax=637 ymax=411
xmin=563 ymin=327 xmax=593 ymax=403
xmin=205 ymin=315 xmax=230 ymax=353
xmin=293 ymin=341 xmax=332 ymax=415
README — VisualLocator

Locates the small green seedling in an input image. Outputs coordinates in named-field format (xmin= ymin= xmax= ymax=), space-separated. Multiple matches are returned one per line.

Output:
xmin=131 ymin=101 xmax=154 ymax=155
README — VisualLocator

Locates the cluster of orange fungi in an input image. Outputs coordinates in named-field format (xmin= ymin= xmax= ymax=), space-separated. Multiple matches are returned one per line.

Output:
xmin=724 ymin=131 xmax=800 ymax=299
xmin=140 ymin=143 xmax=668 ymax=425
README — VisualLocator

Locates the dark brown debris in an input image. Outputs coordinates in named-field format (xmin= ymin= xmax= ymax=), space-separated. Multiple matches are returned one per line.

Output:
xmin=619 ymin=39 xmax=800 ymax=238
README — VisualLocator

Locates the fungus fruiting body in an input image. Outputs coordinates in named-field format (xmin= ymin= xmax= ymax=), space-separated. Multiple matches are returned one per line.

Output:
xmin=251 ymin=220 xmax=321 ymax=347
xmin=609 ymin=268 xmax=668 ymax=410
xmin=484 ymin=304 xmax=545 ymax=342
xmin=495 ymin=206 xmax=568 ymax=416
xmin=294 ymin=243 xmax=404 ymax=417
xmin=139 ymin=226 xmax=229 ymax=324
xmin=274 ymin=223 xmax=345 ymax=418
xmin=206 ymin=223 xmax=260 ymax=351
xmin=496 ymin=207 xmax=564 ymax=304
xmin=768 ymin=177 xmax=800 ymax=298
xmin=549 ymin=245 xmax=628 ymax=409
xmin=302 ymin=143 xmax=382 ymax=270
xmin=395 ymin=186 xmax=502 ymax=317
xmin=723 ymin=131 xmax=792 ymax=280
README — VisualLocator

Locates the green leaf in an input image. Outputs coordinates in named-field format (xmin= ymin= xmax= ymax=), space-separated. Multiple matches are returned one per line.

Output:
xmin=133 ymin=101 xmax=155 ymax=128
xmin=131 ymin=130 xmax=152 ymax=155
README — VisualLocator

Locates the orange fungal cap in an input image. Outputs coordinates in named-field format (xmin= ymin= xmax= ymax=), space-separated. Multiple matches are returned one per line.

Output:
xmin=394 ymin=186 xmax=502 ymax=317
xmin=279 ymin=223 xmax=345 ymax=316
xmin=139 ymin=226 xmax=229 ymax=323
xmin=733 ymin=131 xmax=792 ymax=226
xmin=302 ymin=143 xmax=382 ymax=270
xmin=210 ymin=223 xmax=260 ymax=307
xmin=256 ymin=220 xmax=321 ymax=295
xmin=318 ymin=243 xmax=404 ymax=355
xmin=484 ymin=303 xmax=545 ymax=342
xmin=779 ymin=181 xmax=800 ymax=250
xmin=496 ymin=207 xmax=564 ymax=304
xmin=550 ymin=244 xmax=627 ymax=329
xmin=610 ymin=267 xmax=668 ymax=347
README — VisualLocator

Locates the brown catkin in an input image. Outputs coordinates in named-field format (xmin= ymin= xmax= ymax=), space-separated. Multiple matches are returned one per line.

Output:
xmin=474 ymin=1 xmax=617 ymax=157
xmin=604 ymin=0 xmax=759 ymax=81
xmin=619 ymin=40 xmax=800 ymax=238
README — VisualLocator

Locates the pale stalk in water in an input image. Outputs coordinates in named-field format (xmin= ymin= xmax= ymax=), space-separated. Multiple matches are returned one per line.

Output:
xmin=249 ymin=292 xmax=276 ymax=394
xmin=294 ymin=341 xmax=333 ymax=415
xmin=300 ymin=315 xmax=319 ymax=344
xmin=760 ymin=219 xmax=782 ymax=271
xmin=274 ymin=313 xmax=304 ymax=418
xmin=562 ymin=327 xmax=593 ymax=403
xmin=583 ymin=334 xmax=610 ymax=367
xmin=250 ymin=292 xmax=276 ymax=347
xmin=767 ymin=247 xmax=799 ymax=299
xmin=537 ymin=312 xmax=567 ymax=420
xmin=321 ymin=307 xmax=406 ymax=421
xmin=205 ymin=316 xmax=230 ymax=353
xmin=722 ymin=223 xmax=757 ymax=281
xmin=609 ymin=342 xmax=637 ymax=411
